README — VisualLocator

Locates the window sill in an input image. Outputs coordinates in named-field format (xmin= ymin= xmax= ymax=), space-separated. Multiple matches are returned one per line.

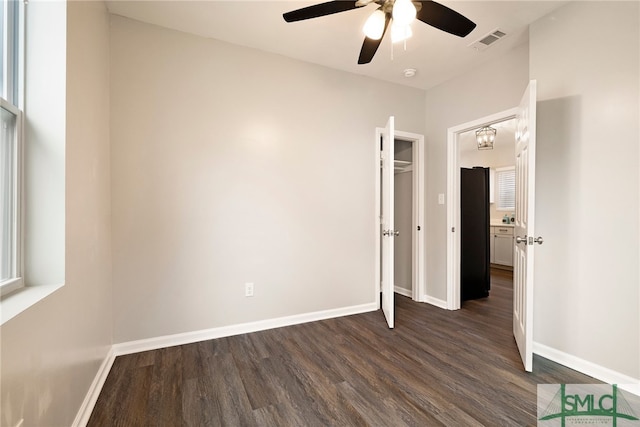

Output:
xmin=1 ymin=283 xmax=64 ymax=325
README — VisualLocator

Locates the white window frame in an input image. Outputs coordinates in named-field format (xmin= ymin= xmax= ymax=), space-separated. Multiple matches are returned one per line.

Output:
xmin=495 ymin=166 xmax=515 ymax=212
xmin=1 ymin=0 xmax=24 ymax=297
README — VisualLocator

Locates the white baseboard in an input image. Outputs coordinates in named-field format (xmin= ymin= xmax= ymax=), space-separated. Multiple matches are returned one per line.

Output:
xmin=72 ymin=347 xmax=116 ymax=427
xmin=533 ymin=342 xmax=640 ymax=396
xmin=423 ymin=295 xmax=448 ymax=310
xmin=113 ymin=302 xmax=378 ymax=356
xmin=394 ymin=286 xmax=412 ymax=298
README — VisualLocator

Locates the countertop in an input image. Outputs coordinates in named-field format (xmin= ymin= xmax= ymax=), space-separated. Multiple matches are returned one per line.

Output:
xmin=490 ymin=222 xmax=514 ymax=228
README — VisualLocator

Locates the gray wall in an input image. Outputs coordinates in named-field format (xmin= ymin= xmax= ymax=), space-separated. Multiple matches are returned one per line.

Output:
xmin=530 ymin=1 xmax=639 ymax=378
xmin=0 ymin=2 xmax=113 ymax=426
xmin=110 ymin=16 xmax=426 ymax=343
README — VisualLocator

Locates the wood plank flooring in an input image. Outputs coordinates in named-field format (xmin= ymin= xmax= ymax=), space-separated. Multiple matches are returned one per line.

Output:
xmin=89 ymin=270 xmax=595 ymax=426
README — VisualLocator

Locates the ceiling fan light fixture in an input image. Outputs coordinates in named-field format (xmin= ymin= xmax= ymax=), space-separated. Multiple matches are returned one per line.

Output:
xmin=282 ymin=0 xmax=476 ymax=65
xmin=391 ymin=22 xmax=412 ymax=43
xmin=392 ymin=0 xmax=416 ymax=27
xmin=363 ymin=9 xmax=386 ymax=40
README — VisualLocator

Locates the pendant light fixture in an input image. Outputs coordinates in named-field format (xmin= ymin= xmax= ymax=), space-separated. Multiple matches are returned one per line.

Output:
xmin=476 ymin=126 xmax=496 ymax=150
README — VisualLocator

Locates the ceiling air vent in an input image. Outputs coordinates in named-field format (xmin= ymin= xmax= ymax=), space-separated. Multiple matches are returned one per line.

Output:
xmin=468 ymin=29 xmax=507 ymax=52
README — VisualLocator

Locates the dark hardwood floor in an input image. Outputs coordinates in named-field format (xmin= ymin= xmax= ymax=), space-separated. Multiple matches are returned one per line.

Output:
xmin=89 ymin=270 xmax=595 ymax=426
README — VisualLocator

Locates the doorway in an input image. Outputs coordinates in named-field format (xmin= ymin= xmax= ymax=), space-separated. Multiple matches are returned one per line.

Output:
xmin=374 ymin=128 xmax=425 ymax=316
xmin=458 ymin=118 xmax=517 ymax=304
xmin=445 ymin=79 xmax=538 ymax=372
xmin=393 ymin=139 xmax=415 ymax=299
xmin=445 ymin=108 xmax=518 ymax=310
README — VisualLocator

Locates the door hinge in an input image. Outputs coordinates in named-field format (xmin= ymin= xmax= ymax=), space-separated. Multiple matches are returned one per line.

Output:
xmin=417 ymin=226 xmax=421 ymax=231
xmin=451 ymin=227 xmax=455 ymax=232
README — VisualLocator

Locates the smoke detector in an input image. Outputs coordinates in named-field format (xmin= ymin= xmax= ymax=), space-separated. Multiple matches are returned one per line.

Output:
xmin=468 ymin=29 xmax=507 ymax=52
xmin=403 ymin=68 xmax=417 ymax=78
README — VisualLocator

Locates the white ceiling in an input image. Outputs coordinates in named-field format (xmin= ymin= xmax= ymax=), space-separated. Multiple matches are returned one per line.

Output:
xmin=105 ymin=0 xmax=565 ymax=91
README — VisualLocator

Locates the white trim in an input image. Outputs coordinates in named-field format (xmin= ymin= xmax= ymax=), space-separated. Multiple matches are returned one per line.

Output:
xmin=394 ymin=286 xmax=412 ymax=298
xmin=424 ymin=295 xmax=448 ymax=310
xmin=0 ymin=99 xmax=24 ymax=299
xmin=533 ymin=342 xmax=640 ymax=396
xmin=402 ymin=131 xmax=426 ymax=304
xmin=446 ymin=108 xmax=518 ymax=311
xmin=0 ymin=277 xmax=23 ymax=296
xmin=375 ymin=128 xmax=382 ymax=307
xmin=114 ymin=302 xmax=378 ymax=356
xmin=375 ymin=128 xmax=426 ymax=306
xmin=72 ymin=348 xmax=116 ymax=427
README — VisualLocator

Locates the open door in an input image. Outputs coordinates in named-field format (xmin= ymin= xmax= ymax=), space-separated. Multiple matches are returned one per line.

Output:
xmin=381 ymin=116 xmax=395 ymax=328
xmin=513 ymin=80 xmax=537 ymax=371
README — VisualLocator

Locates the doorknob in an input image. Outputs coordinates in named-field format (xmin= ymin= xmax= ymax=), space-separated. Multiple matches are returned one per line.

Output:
xmin=534 ymin=236 xmax=544 ymax=245
xmin=394 ymin=230 xmax=400 ymax=237
xmin=515 ymin=235 xmax=527 ymax=244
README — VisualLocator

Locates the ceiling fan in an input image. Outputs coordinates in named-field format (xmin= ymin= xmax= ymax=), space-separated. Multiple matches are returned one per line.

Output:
xmin=283 ymin=0 xmax=476 ymax=65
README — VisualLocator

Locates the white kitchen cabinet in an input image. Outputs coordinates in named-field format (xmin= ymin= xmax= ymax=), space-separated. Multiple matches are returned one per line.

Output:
xmin=490 ymin=227 xmax=495 ymax=264
xmin=490 ymin=226 xmax=514 ymax=267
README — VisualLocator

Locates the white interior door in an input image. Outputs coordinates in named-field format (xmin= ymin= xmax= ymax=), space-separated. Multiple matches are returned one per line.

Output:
xmin=381 ymin=116 xmax=395 ymax=328
xmin=513 ymin=80 xmax=537 ymax=372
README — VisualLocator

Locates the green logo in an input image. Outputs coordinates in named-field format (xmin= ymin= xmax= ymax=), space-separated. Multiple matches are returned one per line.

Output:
xmin=538 ymin=384 xmax=640 ymax=426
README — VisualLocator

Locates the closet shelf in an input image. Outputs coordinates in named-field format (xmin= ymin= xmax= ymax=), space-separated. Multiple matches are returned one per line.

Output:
xmin=394 ymin=160 xmax=413 ymax=173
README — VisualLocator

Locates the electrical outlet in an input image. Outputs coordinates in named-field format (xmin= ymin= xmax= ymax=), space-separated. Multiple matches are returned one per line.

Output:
xmin=245 ymin=282 xmax=254 ymax=297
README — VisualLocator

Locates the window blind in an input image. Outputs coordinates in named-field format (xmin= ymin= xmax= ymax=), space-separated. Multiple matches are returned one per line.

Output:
xmin=497 ymin=168 xmax=515 ymax=210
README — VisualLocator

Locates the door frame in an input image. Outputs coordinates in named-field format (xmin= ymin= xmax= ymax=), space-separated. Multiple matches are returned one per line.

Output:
xmin=446 ymin=108 xmax=517 ymax=310
xmin=375 ymin=128 xmax=425 ymax=305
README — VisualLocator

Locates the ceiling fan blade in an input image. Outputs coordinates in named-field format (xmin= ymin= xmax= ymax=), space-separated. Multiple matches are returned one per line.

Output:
xmin=416 ymin=1 xmax=476 ymax=37
xmin=283 ymin=1 xmax=360 ymax=23
xmin=358 ymin=13 xmax=391 ymax=64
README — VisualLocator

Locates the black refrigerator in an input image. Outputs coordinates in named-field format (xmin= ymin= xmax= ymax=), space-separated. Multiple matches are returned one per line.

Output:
xmin=460 ymin=167 xmax=490 ymax=301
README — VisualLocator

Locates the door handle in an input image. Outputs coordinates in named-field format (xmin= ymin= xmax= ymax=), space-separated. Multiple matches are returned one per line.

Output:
xmin=394 ymin=230 xmax=400 ymax=237
xmin=515 ymin=235 xmax=527 ymax=244
xmin=534 ymin=236 xmax=544 ymax=245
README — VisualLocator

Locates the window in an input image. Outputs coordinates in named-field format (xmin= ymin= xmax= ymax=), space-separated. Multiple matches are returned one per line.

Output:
xmin=496 ymin=166 xmax=515 ymax=211
xmin=1 ymin=0 xmax=23 ymax=297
